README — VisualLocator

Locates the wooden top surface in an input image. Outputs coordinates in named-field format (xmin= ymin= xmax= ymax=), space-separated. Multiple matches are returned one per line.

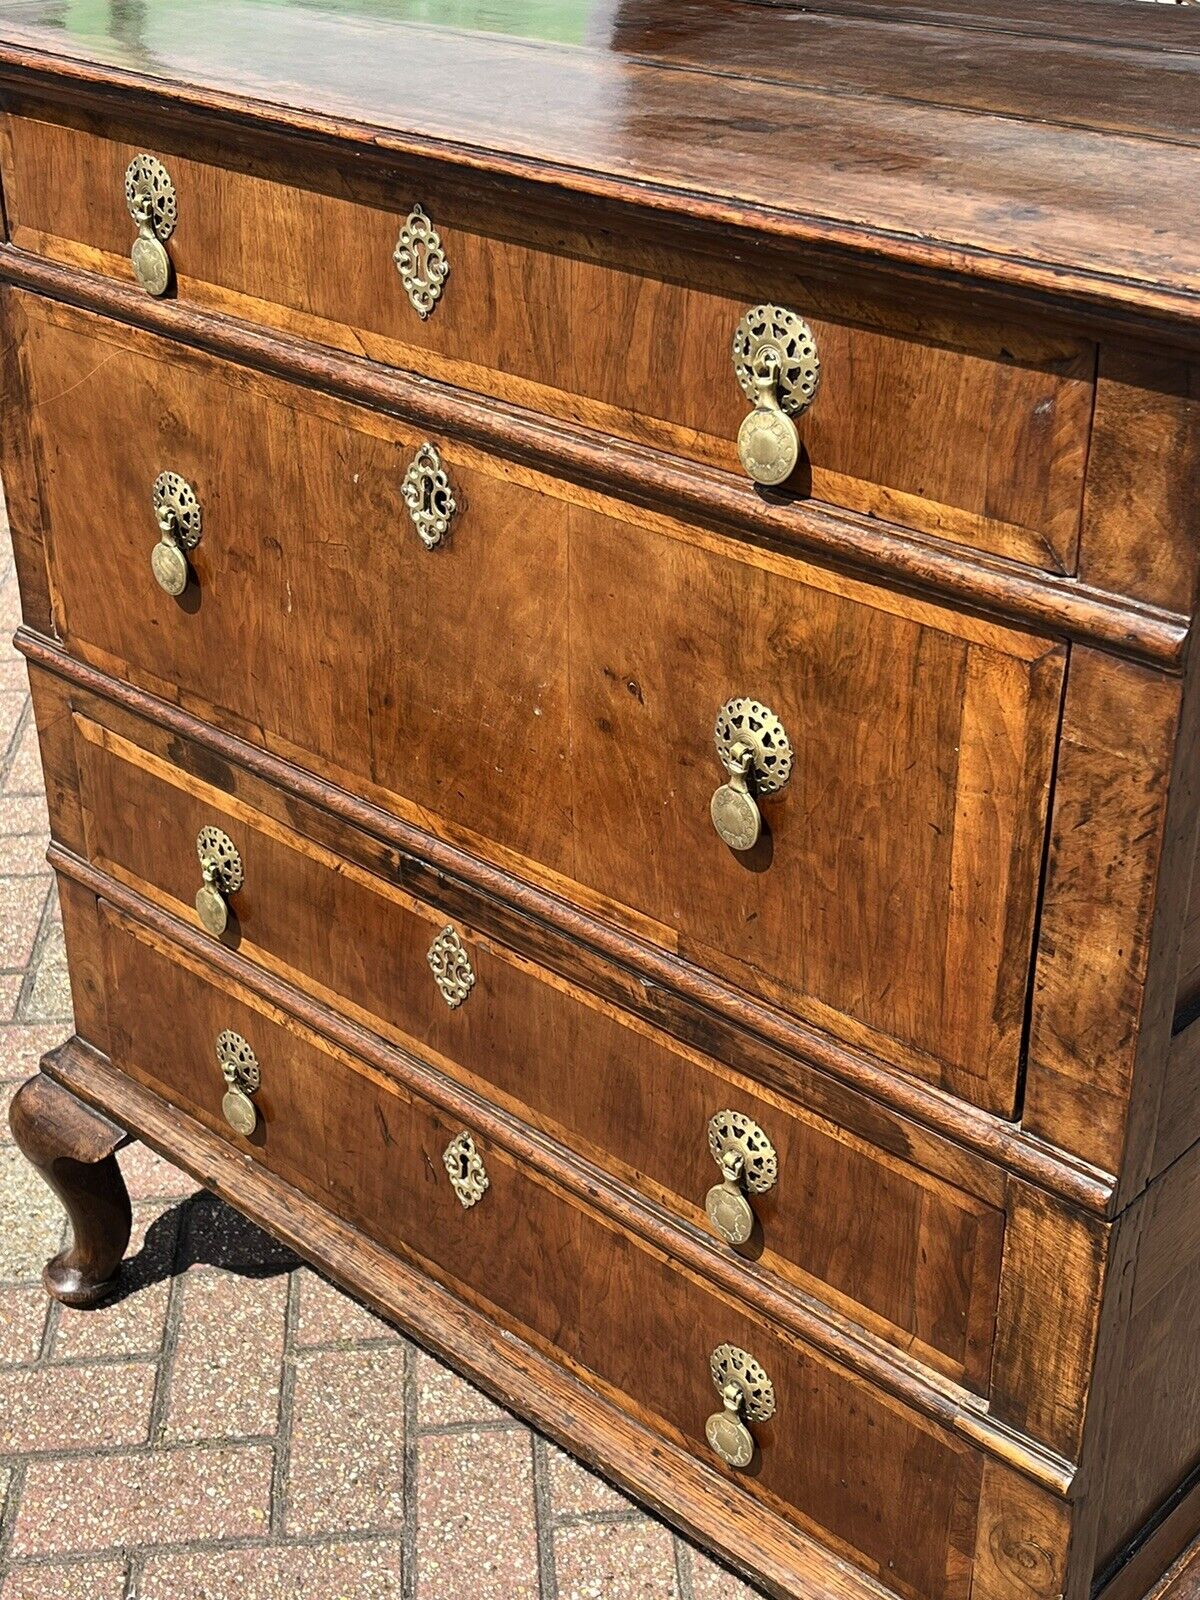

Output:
xmin=0 ymin=0 xmax=1197 ymax=330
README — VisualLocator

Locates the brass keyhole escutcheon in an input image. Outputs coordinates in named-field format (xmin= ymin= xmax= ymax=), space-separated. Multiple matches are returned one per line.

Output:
xmin=125 ymin=154 xmax=177 ymax=298
xmin=402 ymin=443 xmax=457 ymax=550
xmin=731 ymin=304 xmax=820 ymax=487
xmin=710 ymin=698 xmax=793 ymax=852
xmin=150 ymin=471 xmax=202 ymax=596
xmin=705 ymin=1110 xmax=778 ymax=1249
xmin=216 ymin=1029 xmax=260 ymax=1137
xmin=393 ymin=204 xmax=449 ymax=318
xmin=195 ymin=826 xmax=243 ymax=937
xmin=427 ymin=926 xmax=475 ymax=1008
xmin=443 ymin=1131 xmax=489 ymax=1208
xmin=706 ymin=1344 xmax=775 ymax=1470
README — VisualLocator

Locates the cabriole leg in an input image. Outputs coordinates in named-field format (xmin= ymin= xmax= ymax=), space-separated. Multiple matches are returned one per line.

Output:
xmin=8 ymin=1070 xmax=132 ymax=1306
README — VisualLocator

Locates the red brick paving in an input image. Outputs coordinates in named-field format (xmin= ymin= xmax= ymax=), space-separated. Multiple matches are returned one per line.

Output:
xmin=10 ymin=1445 xmax=277 ymax=1557
xmin=0 ymin=513 xmax=765 ymax=1599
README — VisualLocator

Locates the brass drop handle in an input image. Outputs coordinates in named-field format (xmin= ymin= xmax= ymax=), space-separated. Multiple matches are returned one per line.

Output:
xmin=216 ymin=1030 xmax=260 ymax=1137
xmin=150 ymin=472 xmax=202 ymax=596
xmin=710 ymin=698 xmax=793 ymax=852
xmin=706 ymin=1344 xmax=775 ymax=1470
xmin=740 ymin=352 xmax=798 ymax=487
xmin=194 ymin=826 xmax=243 ymax=937
xmin=705 ymin=1110 xmax=777 ymax=1249
xmin=710 ymin=742 xmax=759 ymax=853
xmin=732 ymin=304 xmax=820 ymax=487
xmin=125 ymin=154 xmax=177 ymax=298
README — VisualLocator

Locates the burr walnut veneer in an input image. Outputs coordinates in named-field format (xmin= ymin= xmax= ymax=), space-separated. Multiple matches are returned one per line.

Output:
xmin=2 ymin=5 xmax=1199 ymax=1599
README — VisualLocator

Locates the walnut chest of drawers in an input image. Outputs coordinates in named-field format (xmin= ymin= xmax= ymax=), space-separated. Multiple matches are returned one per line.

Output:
xmin=2 ymin=4 xmax=1198 ymax=1598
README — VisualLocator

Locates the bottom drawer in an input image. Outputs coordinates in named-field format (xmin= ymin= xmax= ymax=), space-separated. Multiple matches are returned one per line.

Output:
xmin=97 ymin=902 xmax=994 ymax=1600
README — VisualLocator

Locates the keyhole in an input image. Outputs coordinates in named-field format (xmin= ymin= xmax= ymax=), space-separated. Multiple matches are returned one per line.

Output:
xmin=458 ymin=1152 xmax=471 ymax=1180
xmin=412 ymin=239 xmax=428 ymax=282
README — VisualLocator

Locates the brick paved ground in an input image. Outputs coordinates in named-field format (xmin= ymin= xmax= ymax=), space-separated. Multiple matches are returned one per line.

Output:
xmin=0 ymin=511 xmax=764 ymax=1597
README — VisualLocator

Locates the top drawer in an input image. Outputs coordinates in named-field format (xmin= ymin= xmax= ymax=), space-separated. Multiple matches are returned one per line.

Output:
xmin=0 ymin=108 xmax=1095 ymax=571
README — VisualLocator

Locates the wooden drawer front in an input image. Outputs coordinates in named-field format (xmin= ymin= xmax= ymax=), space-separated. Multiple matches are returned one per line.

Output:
xmin=100 ymin=908 xmax=986 ymax=1600
xmin=27 ymin=303 xmax=1064 ymax=1114
xmin=4 ymin=110 xmax=1094 ymax=569
xmin=75 ymin=711 xmax=1005 ymax=1390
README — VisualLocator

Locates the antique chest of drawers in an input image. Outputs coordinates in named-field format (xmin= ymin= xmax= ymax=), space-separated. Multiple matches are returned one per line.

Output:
xmin=2 ymin=4 xmax=1199 ymax=1598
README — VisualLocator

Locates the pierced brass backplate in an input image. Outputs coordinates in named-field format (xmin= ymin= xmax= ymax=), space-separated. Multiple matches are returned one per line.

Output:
xmin=706 ymin=1344 xmax=776 ymax=1470
xmin=195 ymin=825 xmax=243 ymax=937
xmin=402 ymin=444 xmax=457 ymax=549
xmin=393 ymin=204 xmax=449 ymax=318
xmin=428 ymin=926 xmax=475 ymax=1009
xmin=443 ymin=1131 xmax=489 ymax=1208
xmin=710 ymin=697 xmax=793 ymax=853
xmin=216 ymin=1029 xmax=260 ymax=1138
xmin=125 ymin=154 xmax=177 ymax=297
xmin=150 ymin=471 xmax=202 ymax=596
xmin=705 ymin=1110 xmax=778 ymax=1248
xmin=731 ymin=304 xmax=820 ymax=486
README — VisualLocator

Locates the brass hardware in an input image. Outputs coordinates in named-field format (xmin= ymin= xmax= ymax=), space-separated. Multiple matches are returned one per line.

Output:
xmin=195 ymin=826 xmax=243 ymax=937
xmin=443 ymin=1131 xmax=489 ymax=1208
xmin=150 ymin=471 xmax=202 ymax=595
xmin=428 ymin=926 xmax=475 ymax=1009
xmin=125 ymin=154 xmax=177 ymax=297
xmin=731 ymin=304 xmax=820 ymax=486
xmin=402 ymin=444 xmax=457 ymax=549
xmin=706 ymin=1344 xmax=775 ymax=1470
xmin=710 ymin=698 xmax=793 ymax=852
xmin=216 ymin=1029 xmax=260 ymax=1137
xmin=705 ymin=1110 xmax=778 ymax=1248
xmin=393 ymin=204 xmax=449 ymax=318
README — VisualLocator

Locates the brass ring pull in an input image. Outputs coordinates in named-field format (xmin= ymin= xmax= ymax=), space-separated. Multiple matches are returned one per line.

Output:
xmin=150 ymin=471 xmax=202 ymax=596
xmin=731 ymin=304 xmax=820 ymax=486
xmin=216 ymin=1030 xmax=260 ymax=1137
xmin=705 ymin=1110 xmax=778 ymax=1248
xmin=706 ymin=1344 xmax=776 ymax=1469
xmin=710 ymin=698 xmax=793 ymax=852
xmin=195 ymin=826 xmax=243 ymax=937
xmin=125 ymin=154 xmax=177 ymax=297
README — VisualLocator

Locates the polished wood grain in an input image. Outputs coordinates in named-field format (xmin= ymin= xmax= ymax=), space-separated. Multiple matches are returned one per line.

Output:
xmin=73 ymin=702 xmax=1006 ymax=1389
xmin=0 ymin=286 xmax=50 ymax=635
xmin=606 ymin=3 xmax=1200 ymax=142
xmin=20 ymin=300 xmax=1066 ymax=1115
xmin=1026 ymin=647 xmax=1200 ymax=1195
xmin=56 ymin=839 xmax=1077 ymax=1495
xmin=19 ymin=630 xmax=1113 ymax=1218
xmin=97 ymin=905 xmax=988 ymax=1600
xmin=1 ymin=105 xmax=1096 ymax=567
xmin=1079 ymin=352 xmax=1200 ymax=616
xmin=1090 ymin=1142 xmax=1200 ymax=1573
xmin=0 ymin=1 xmax=1196 ymax=345
xmin=40 ymin=1033 xmax=1049 ymax=1600
xmin=19 ymin=649 xmax=1123 ymax=1471
xmin=988 ymin=1182 xmax=1107 ymax=1464
xmin=1 ymin=250 xmax=1180 ymax=671
xmin=4 ymin=12 xmax=1200 ymax=1599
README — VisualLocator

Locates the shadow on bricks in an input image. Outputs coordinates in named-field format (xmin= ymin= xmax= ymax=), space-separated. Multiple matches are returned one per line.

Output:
xmin=83 ymin=1191 xmax=301 ymax=1313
